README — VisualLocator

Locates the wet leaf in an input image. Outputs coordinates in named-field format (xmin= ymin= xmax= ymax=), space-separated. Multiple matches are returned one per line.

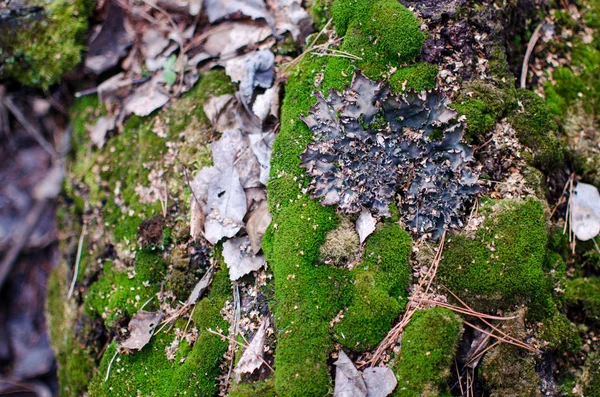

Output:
xmin=356 ymin=209 xmax=377 ymax=244
xmin=571 ymin=182 xmax=600 ymax=241
xmin=120 ymin=310 xmax=164 ymax=351
xmin=222 ymin=237 xmax=265 ymax=280
xmin=334 ymin=350 xmax=367 ymax=397
xmin=234 ymin=317 xmax=269 ymax=374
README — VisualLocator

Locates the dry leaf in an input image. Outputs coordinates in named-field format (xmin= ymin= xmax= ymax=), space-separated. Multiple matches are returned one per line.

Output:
xmin=334 ymin=350 xmax=367 ymax=397
xmin=234 ymin=317 xmax=269 ymax=374
xmin=362 ymin=367 xmax=397 ymax=397
xmin=571 ymin=182 xmax=600 ymax=241
xmin=356 ymin=209 xmax=377 ymax=244
xmin=222 ymin=237 xmax=265 ymax=280
xmin=246 ymin=200 xmax=272 ymax=254
xmin=120 ymin=310 xmax=164 ymax=351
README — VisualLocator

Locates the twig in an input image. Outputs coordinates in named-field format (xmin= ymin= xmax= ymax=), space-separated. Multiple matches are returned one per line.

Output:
xmin=520 ymin=23 xmax=544 ymax=89
xmin=104 ymin=350 xmax=119 ymax=382
xmin=67 ymin=223 xmax=87 ymax=299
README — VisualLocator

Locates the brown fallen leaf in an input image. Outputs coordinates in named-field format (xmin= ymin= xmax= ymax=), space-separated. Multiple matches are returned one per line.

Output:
xmin=246 ymin=200 xmax=272 ymax=254
xmin=120 ymin=310 xmax=164 ymax=351
xmin=234 ymin=317 xmax=269 ymax=374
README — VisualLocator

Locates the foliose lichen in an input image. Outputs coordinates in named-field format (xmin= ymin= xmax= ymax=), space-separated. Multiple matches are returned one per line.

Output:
xmin=300 ymin=71 xmax=479 ymax=237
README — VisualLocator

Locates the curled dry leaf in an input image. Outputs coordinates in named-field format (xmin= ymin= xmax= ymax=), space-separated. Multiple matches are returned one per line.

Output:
xmin=246 ymin=200 xmax=272 ymax=254
xmin=356 ymin=209 xmax=377 ymax=245
xmin=334 ymin=350 xmax=367 ymax=397
xmin=234 ymin=317 xmax=270 ymax=374
xmin=571 ymin=182 xmax=600 ymax=241
xmin=120 ymin=310 xmax=164 ymax=351
xmin=222 ymin=237 xmax=265 ymax=280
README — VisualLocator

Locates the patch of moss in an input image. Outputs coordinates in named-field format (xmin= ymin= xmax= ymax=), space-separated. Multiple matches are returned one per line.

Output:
xmin=438 ymin=198 xmax=553 ymax=320
xmin=392 ymin=308 xmax=463 ymax=397
xmin=229 ymin=378 xmax=276 ymax=397
xmin=335 ymin=224 xmax=412 ymax=351
xmin=450 ymin=82 xmax=516 ymax=141
xmin=88 ymin=265 xmax=231 ymax=396
xmin=481 ymin=311 xmax=541 ymax=397
xmin=564 ymin=277 xmax=600 ymax=323
xmin=538 ymin=311 xmax=581 ymax=354
xmin=84 ymin=249 xmax=167 ymax=328
xmin=263 ymin=199 xmax=353 ymax=396
xmin=1 ymin=0 xmax=94 ymax=87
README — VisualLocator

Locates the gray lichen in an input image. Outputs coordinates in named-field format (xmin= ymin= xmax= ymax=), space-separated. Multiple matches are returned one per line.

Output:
xmin=300 ymin=71 xmax=479 ymax=237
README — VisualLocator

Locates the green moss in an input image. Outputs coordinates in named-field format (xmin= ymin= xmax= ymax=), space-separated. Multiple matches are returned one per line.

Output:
xmin=229 ymin=378 xmax=276 ymax=397
xmin=263 ymin=199 xmax=353 ymax=396
xmin=392 ymin=308 xmax=463 ymax=397
xmin=334 ymin=224 xmax=412 ymax=351
xmin=564 ymin=277 xmax=600 ymax=323
xmin=438 ymin=198 xmax=553 ymax=320
xmin=538 ymin=311 xmax=581 ymax=354
xmin=509 ymin=89 xmax=564 ymax=172
xmin=1 ymin=0 xmax=94 ymax=87
xmin=482 ymin=312 xmax=541 ymax=397
xmin=85 ymin=249 xmax=167 ymax=327
xmin=88 ymin=265 xmax=231 ymax=396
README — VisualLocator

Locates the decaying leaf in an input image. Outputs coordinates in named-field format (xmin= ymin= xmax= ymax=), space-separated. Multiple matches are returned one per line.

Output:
xmin=356 ymin=209 xmax=377 ymax=244
xmin=234 ymin=317 xmax=269 ymax=374
xmin=571 ymin=182 xmax=600 ymax=241
xmin=203 ymin=94 xmax=237 ymax=132
xmin=246 ymin=200 xmax=272 ymax=254
xmin=203 ymin=0 xmax=273 ymax=25
xmin=362 ymin=367 xmax=397 ymax=397
xmin=334 ymin=350 xmax=367 ymax=397
xmin=84 ymin=1 xmax=134 ymax=74
xmin=120 ymin=310 xmax=164 ymax=351
xmin=222 ymin=237 xmax=265 ymax=280
xmin=124 ymin=79 xmax=170 ymax=117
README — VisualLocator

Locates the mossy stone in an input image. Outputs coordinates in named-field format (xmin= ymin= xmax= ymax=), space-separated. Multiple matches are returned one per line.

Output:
xmin=392 ymin=307 xmax=463 ymax=397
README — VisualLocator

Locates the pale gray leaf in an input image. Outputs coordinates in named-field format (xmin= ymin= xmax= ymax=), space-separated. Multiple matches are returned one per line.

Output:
xmin=362 ymin=367 xmax=397 ymax=397
xmin=234 ymin=317 xmax=269 ymax=374
xmin=356 ymin=209 xmax=377 ymax=244
xmin=572 ymin=182 xmax=600 ymax=241
xmin=120 ymin=310 xmax=164 ymax=351
xmin=222 ymin=237 xmax=265 ymax=280
xmin=334 ymin=350 xmax=367 ymax=397
xmin=204 ymin=166 xmax=247 ymax=244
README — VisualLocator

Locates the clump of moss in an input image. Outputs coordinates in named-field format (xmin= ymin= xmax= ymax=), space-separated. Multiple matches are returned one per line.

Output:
xmin=319 ymin=218 xmax=360 ymax=265
xmin=84 ymin=249 xmax=167 ymax=328
xmin=1 ymin=0 xmax=94 ymax=87
xmin=564 ymin=277 xmax=600 ymax=323
xmin=438 ymin=198 xmax=553 ymax=320
xmin=262 ymin=199 xmax=353 ymax=396
xmin=392 ymin=307 xmax=463 ymax=397
xmin=334 ymin=224 xmax=412 ymax=351
xmin=482 ymin=311 xmax=541 ymax=397
xmin=509 ymin=89 xmax=564 ymax=172
xmin=538 ymin=311 xmax=581 ymax=354
xmin=450 ymin=82 xmax=516 ymax=141
xmin=87 ymin=265 xmax=231 ymax=396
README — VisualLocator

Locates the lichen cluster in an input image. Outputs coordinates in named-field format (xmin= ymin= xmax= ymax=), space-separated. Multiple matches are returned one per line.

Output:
xmin=300 ymin=72 xmax=479 ymax=236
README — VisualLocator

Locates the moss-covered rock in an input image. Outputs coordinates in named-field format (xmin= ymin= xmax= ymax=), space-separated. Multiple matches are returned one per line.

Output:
xmin=1 ymin=0 xmax=94 ymax=87
xmin=438 ymin=198 xmax=553 ymax=319
xmin=392 ymin=308 xmax=463 ymax=397
xmin=334 ymin=224 xmax=412 ymax=351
